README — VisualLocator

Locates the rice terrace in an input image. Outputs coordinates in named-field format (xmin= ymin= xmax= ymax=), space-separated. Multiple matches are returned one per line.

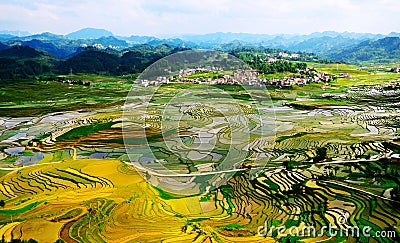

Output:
xmin=1 ymin=1 xmax=400 ymax=241
xmin=0 ymin=48 xmax=399 ymax=242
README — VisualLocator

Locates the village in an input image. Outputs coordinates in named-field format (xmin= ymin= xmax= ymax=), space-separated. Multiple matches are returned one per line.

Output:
xmin=136 ymin=67 xmax=350 ymax=87
xmin=53 ymin=77 xmax=91 ymax=86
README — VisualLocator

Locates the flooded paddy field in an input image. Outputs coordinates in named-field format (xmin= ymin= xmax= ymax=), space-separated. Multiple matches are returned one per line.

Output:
xmin=0 ymin=80 xmax=400 ymax=242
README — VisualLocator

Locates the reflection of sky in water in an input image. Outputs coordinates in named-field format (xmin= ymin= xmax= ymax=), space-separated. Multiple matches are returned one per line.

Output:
xmin=3 ymin=133 xmax=27 ymax=142
xmin=199 ymin=151 xmax=222 ymax=161
xmin=89 ymin=153 xmax=109 ymax=159
xmin=15 ymin=152 xmax=49 ymax=166
xmin=193 ymin=133 xmax=215 ymax=144
xmin=40 ymin=113 xmax=82 ymax=123
xmin=261 ymin=107 xmax=293 ymax=112
xmin=208 ymin=152 xmax=222 ymax=161
xmin=4 ymin=147 xmax=25 ymax=156
xmin=4 ymin=121 xmax=20 ymax=128
xmin=139 ymin=156 xmax=157 ymax=163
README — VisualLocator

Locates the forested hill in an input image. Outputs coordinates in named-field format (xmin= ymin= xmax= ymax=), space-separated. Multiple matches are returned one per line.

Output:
xmin=0 ymin=42 xmax=8 ymax=51
xmin=328 ymin=37 xmax=400 ymax=63
xmin=0 ymin=45 xmax=49 ymax=59
xmin=0 ymin=44 xmax=190 ymax=79
xmin=1 ymin=29 xmax=400 ymax=66
xmin=1 ymin=35 xmax=400 ymax=80
xmin=0 ymin=46 xmax=56 ymax=79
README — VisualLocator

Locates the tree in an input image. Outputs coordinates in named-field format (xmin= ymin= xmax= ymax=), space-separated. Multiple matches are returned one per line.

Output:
xmin=9 ymin=239 xmax=38 ymax=243
xmin=391 ymin=186 xmax=399 ymax=200
xmin=333 ymin=166 xmax=340 ymax=177
xmin=313 ymin=147 xmax=327 ymax=163
xmin=325 ymin=165 xmax=333 ymax=177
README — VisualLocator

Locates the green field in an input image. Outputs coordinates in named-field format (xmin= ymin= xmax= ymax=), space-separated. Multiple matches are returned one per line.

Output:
xmin=0 ymin=62 xmax=400 ymax=242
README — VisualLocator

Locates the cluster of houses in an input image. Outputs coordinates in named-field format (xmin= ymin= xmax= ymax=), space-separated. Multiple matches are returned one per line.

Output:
xmin=257 ymin=72 xmax=347 ymax=87
xmin=390 ymin=67 xmax=400 ymax=73
xmin=54 ymin=78 xmax=91 ymax=86
xmin=382 ymin=82 xmax=400 ymax=89
xmin=261 ymin=77 xmax=308 ymax=87
xmin=254 ymin=53 xmax=302 ymax=64
xmin=391 ymin=154 xmax=400 ymax=163
xmin=172 ymin=69 xmax=260 ymax=85
xmin=81 ymin=43 xmax=121 ymax=50
xmin=279 ymin=52 xmax=301 ymax=59
xmin=137 ymin=78 xmax=170 ymax=87
xmin=300 ymin=70 xmax=350 ymax=82
xmin=176 ymin=67 xmax=224 ymax=78
xmin=136 ymin=67 xmax=350 ymax=87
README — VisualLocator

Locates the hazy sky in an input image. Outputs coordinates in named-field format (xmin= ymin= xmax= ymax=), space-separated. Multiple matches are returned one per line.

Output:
xmin=1 ymin=0 xmax=399 ymax=36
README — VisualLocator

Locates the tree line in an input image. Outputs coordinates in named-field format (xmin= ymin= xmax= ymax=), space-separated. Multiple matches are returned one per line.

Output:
xmin=0 ymin=45 xmax=322 ymax=80
xmin=0 ymin=45 xmax=189 ymax=80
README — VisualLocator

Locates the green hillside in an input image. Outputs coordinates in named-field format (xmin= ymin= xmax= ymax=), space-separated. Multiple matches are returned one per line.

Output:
xmin=329 ymin=37 xmax=400 ymax=63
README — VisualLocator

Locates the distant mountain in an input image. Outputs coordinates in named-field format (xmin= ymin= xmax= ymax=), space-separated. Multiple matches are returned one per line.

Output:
xmin=328 ymin=37 xmax=400 ymax=62
xmin=57 ymin=47 xmax=119 ymax=74
xmin=119 ymin=44 xmax=189 ymax=73
xmin=0 ymin=30 xmax=30 ymax=37
xmin=4 ymin=38 xmax=83 ymax=59
xmin=176 ymin=31 xmax=385 ymax=47
xmin=0 ymin=42 xmax=9 ymax=51
xmin=339 ymin=32 xmax=385 ymax=40
xmin=123 ymin=35 xmax=160 ymax=44
xmin=2 ymin=31 xmax=400 ymax=80
xmin=0 ymin=34 xmax=17 ymax=41
xmin=178 ymin=32 xmax=276 ymax=46
xmin=0 ymin=45 xmax=56 ymax=79
xmin=147 ymin=38 xmax=185 ymax=47
xmin=1 ymin=29 xmax=397 ymax=56
xmin=388 ymin=32 xmax=400 ymax=37
xmin=16 ymin=32 xmax=66 ymax=41
xmin=56 ymin=44 xmax=189 ymax=75
xmin=307 ymin=31 xmax=341 ymax=39
xmin=67 ymin=28 xmax=114 ymax=39
xmin=122 ymin=35 xmax=193 ymax=48
xmin=1 ymin=29 xmax=400 ymax=69
xmin=0 ymin=45 xmax=47 ymax=59
xmin=288 ymin=36 xmax=362 ymax=54
xmin=89 ymin=36 xmax=129 ymax=48
xmin=20 ymin=39 xmax=75 ymax=59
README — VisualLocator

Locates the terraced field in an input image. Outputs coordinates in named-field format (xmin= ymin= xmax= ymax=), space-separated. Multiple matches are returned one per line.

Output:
xmin=1 ymin=66 xmax=400 ymax=242
xmin=0 ymin=159 xmax=276 ymax=242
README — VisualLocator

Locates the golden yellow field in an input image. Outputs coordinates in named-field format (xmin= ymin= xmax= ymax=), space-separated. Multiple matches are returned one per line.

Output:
xmin=0 ymin=159 xmax=275 ymax=242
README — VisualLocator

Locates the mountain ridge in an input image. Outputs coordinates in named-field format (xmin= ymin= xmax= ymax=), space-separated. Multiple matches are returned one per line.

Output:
xmin=328 ymin=36 xmax=400 ymax=63
xmin=66 ymin=28 xmax=114 ymax=39
xmin=1 ymin=28 xmax=400 ymax=63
